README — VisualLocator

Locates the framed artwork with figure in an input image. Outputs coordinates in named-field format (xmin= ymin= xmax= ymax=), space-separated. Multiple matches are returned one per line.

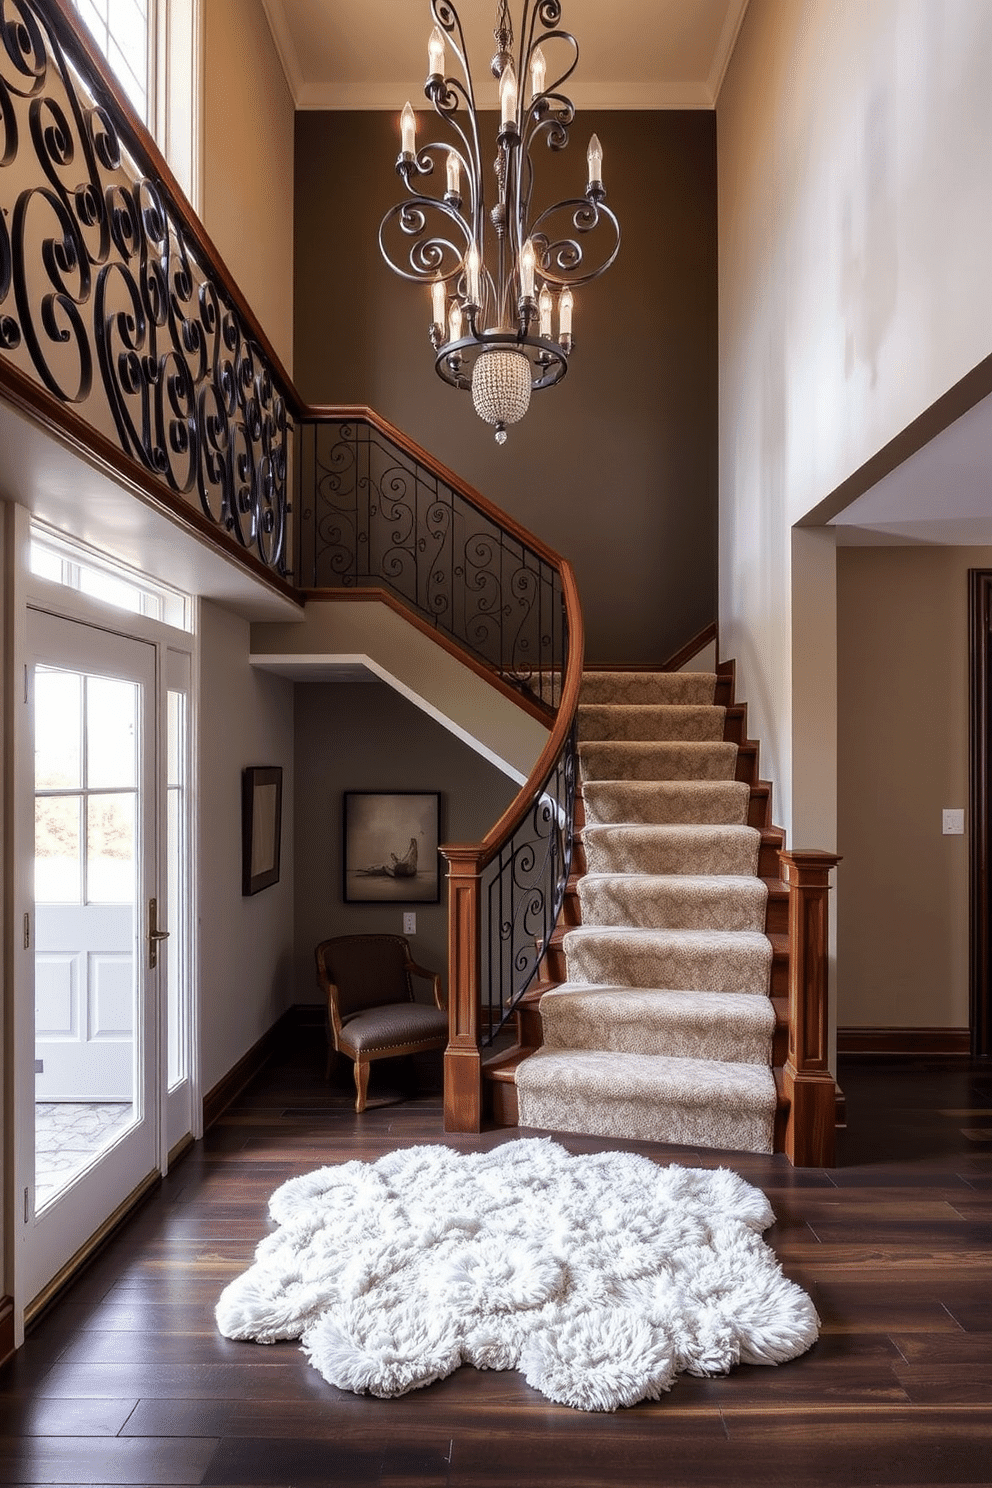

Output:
xmin=343 ymin=792 xmax=440 ymax=903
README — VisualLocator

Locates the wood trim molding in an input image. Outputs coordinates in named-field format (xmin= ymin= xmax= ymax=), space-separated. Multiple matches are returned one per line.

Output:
xmin=0 ymin=1295 xmax=14 ymax=1368
xmin=661 ymin=622 xmax=718 ymax=673
xmin=838 ymin=1027 xmax=971 ymax=1055
xmin=969 ymin=569 xmax=992 ymax=1060
xmin=202 ymin=1010 xmax=293 ymax=1131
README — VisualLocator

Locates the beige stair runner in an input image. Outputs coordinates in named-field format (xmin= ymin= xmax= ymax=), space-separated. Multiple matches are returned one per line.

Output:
xmin=515 ymin=671 xmax=778 ymax=1154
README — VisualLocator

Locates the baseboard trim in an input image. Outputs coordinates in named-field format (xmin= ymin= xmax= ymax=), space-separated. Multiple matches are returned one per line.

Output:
xmin=0 ymin=1294 xmax=14 ymax=1368
xmin=25 ymin=1169 xmax=161 ymax=1331
xmin=202 ymin=1011 xmax=290 ymax=1131
xmin=837 ymin=1027 xmax=971 ymax=1055
xmin=202 ymin=1004 xmax=325 ymax=1130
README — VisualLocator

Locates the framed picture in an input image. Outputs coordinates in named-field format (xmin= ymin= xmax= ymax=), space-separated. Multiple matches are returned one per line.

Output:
xmin=343 ymin=792 xmax=440 ymax=903
xmin=242 ymin=766 xmax=283 ymax=895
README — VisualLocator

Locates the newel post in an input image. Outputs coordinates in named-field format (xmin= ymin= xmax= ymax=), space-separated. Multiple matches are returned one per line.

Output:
xmin=778 ymin=849 xmax=842 ymax=1167
xmin=441 ymin=845 xmax=484 ymax=1132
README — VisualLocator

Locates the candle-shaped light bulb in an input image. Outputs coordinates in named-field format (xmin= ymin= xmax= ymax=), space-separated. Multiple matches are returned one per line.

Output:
xmin=538 ymin=284 xmax=553 ymax=337
xmin=448 ymin=300 xmax=463 ymax=341
xmin=465 ymin=241 xmax=481 ymax=304
xmin=446 ymin=151 xmax=461 ymax=196
xmin=530 ymin=45 xmax=546 ymax=100
xmin=400 ymin=102 xmax=416 ymax=156
xmin=519 ymin=239 xmax=537 ymax=300
xmin=500 ymin=63 xmax=518 ymax=128
xmin=587 ymin=133 xmax=603 ymax=186
xmin=431 ymin=278 xmax=446 ymax=329
xmin=558 ymin=287 xmax=574 ymax=337
xmin=428 ymin=24 xmax=445 ymax=76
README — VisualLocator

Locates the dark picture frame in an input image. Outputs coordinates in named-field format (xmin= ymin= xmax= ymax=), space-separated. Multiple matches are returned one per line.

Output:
xmin=242 ymin=766 xmax=283 ymax=895
xmin=343 ymin=791 xmax=441 ymax=904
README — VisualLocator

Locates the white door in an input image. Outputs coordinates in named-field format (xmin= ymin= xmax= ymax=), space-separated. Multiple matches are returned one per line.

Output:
xmin=23 ymin=609 xmax=160 ymax=1303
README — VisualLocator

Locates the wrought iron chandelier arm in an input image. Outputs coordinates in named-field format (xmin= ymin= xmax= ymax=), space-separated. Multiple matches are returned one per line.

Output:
xmin=529 ymin=196 xmax=620 ymax=288
xmin=378 ymin=195 xmax=472 ymax=285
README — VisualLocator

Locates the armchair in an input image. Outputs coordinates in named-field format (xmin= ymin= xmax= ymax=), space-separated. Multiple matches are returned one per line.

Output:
xmin=314 ymin=934 xmax=448 ymax=1113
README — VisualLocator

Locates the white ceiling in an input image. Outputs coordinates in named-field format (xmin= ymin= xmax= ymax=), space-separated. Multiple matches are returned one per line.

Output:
xmin=830 ymin=391 xmax=992 ymax=548
xmin=260 ymin=0 xmax=750 ymax=110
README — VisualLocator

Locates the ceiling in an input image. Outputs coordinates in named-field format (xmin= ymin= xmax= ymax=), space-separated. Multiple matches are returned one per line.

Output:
xmin=260 ymin=0 xmax=750 ymax=110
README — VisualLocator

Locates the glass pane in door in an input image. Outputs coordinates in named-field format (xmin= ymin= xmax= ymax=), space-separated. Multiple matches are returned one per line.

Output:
xmin=34 ymin=668 xmax=140 ymax=1210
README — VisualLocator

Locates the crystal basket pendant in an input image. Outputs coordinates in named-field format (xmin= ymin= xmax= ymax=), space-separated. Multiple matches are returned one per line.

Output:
xmin=471 ymin=348 xmax=532 ymax=443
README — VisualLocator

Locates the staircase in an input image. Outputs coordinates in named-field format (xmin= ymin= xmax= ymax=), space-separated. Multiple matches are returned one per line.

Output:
xmin=487 ymin=663 xmax=794 ymax=1155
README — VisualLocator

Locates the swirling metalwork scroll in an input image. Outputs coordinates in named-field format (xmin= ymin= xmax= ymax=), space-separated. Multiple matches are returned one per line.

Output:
xmin=0 ymin=0 xmax=291 ymax=574
xmin=300 ymin=416 xmax=564 ymax=707
xmin=483 ymin=715 xmax=577 ymax=1037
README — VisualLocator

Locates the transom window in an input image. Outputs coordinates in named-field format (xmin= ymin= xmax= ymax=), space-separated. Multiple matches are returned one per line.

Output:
xmin=29 ymin=524 xmax=193 ymax=633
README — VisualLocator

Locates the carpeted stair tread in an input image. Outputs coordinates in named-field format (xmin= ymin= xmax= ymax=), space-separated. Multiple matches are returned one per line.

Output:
xmin=578 ymin=873 xmax=768 ymax=932
xmin=563 ymin=926 xmax=772 ymax=995
xmin=582 ymin=779 xmax=752 ymax=826
xmin=539 ymin=984 xmax=775 ymax=1064
xmin=582 ymin=823 xmax=761 ymax=877
xmin=578 ymin=704 xmax=726 ymax=743
xmin=579 ymin=671 xmax=717 ymax=705
xmin=516 ymin=1048 xmax=776 ymax=1153
xmin=579 ymin=740 xmax=739 ymax=783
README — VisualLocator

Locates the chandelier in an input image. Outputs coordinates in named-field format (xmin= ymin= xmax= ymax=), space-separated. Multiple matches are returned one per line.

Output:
xmin=379 ymin=0 xmax=620 ymax=443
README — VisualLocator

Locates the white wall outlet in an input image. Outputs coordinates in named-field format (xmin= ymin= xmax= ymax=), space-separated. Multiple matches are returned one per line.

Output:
xmin=942 ymin=808 xmax=965 ymax=836
xmin=403 ymin=912 xmax=417 ymax=934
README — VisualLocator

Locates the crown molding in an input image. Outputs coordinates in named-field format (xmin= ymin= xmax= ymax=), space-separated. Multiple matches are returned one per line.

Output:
xmin=259 ymin=0 xmax=306 ymax=105
xmin=708 ymin=0 xmax=750 ymax=103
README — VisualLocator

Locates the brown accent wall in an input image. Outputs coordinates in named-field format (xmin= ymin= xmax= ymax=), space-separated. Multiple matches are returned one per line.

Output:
xmin=293 ymin=680 xmax=518 ymax=1003
xmin=293 ymin=111 xmax=717 ymax=665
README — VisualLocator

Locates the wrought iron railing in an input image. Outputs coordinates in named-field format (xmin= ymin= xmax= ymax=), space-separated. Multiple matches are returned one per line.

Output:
xmin=298 ymin=410 xmax=563 ymax=710
xmin=0 ymin=0 xmax=294 ymax=578
xmin=481 ymin=716 xmax=578 ymax=1038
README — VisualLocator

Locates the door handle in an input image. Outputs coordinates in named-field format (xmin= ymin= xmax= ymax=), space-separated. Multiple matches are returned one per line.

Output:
xmin=148 ymin=897 xmax=170 ymax=969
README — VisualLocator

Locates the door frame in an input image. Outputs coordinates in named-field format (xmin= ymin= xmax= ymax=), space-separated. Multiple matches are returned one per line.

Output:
xmin=8 ymin=506 xmax=199 ymax=1337
xmin=968 ymin=568 xmax=992 ymax=1060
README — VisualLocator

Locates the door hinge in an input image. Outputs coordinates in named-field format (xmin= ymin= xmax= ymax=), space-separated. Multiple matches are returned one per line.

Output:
xmin=24 ymin=1187 xmax=31 ymax=1224
xmin=24 ymin=664 xmax=28 ymax=703
xmin=23 ymin=912 xmax=30 ymax=950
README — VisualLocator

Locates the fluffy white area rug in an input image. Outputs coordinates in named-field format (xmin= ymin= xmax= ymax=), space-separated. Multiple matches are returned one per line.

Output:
xmin=215 ymin=1138 xmax=818 ymax=1412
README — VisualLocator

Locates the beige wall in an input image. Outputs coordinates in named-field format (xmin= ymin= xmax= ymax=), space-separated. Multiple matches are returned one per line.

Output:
xmin=836 ymin=545 xmax=989 ymax=1030
xmin=293 ymin=680 xmax=517 ymax=1004
xmin=201 ymin=0 xmax=295 ymax=373
xmin=198 ymin=601 xmax=295 ymax=1092
xmin=717 ymin=0 xmax=992 ymax=840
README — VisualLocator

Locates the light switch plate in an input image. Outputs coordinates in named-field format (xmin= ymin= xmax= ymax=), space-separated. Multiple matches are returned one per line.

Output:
xmin=403 ymin=912 xmax=417 ymax=934
xmin=942 ymin=809 xmax=965 ymax=835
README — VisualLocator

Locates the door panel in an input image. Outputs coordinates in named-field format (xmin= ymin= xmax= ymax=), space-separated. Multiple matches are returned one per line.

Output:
xmin=22 ymin=608 xmax=158 ymax=1303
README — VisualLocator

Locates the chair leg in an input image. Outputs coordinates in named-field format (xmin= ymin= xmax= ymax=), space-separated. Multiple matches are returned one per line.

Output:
xmin=353 ymin=1059 xmax=370 ymax=1114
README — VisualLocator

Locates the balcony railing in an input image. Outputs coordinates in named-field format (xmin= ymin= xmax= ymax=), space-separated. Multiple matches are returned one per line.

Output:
xmin=0 ymin=0 xmax=295 ymax=584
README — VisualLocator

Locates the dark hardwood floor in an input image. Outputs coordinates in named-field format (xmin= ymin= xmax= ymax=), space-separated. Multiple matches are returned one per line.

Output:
xmin=1 ymin=1035 xmax=991 ymax=1486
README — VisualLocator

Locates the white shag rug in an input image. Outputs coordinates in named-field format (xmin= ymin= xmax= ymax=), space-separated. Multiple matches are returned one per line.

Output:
xmin=215 ymin=1138 xmax=818 ymax=1412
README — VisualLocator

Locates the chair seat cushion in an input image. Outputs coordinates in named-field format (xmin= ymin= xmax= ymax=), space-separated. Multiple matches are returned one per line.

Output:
xmin=339 ymin=1002 xmax=448 ymax=1057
